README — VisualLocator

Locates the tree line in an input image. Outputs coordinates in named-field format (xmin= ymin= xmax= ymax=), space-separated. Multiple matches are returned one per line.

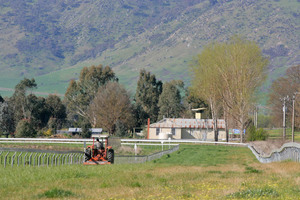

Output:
xmin=0 ymin=65 xmax=205 ymax=138
xmin=0 ymin=37 xmax=298 ymax=141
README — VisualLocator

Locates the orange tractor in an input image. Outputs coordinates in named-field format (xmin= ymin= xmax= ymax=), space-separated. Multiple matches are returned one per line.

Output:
xmin=84 ymin=134 xmax=114 ymax=165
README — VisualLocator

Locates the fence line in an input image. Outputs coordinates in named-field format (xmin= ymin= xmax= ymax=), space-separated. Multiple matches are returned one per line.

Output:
xmin=121 ymin=139 xmax=247 ymax=146
xmin=248 ymin=142 xmax=300 ymax=163
xmin=0 ymin=150 xmax=84 ymax=168
xmin=114 ymin=145 xmax=179 ymax=164
xmin=0 ymin=144 xmax=180 ymax=167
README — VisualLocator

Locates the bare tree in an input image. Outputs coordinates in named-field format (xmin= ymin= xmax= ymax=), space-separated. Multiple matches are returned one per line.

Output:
xmin=87 ymin=82 xmax=134 ymax=135
xmin=269 ymin=65 xmax=300 ymax=128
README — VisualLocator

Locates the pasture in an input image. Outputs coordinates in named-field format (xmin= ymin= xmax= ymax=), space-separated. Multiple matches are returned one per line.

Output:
xmin=0 ymin=145 xmax=300 ymax=199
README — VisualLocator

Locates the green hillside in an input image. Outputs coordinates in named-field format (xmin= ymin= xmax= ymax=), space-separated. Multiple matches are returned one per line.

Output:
xmin=0 ymin=0 xmax=299 ymax=99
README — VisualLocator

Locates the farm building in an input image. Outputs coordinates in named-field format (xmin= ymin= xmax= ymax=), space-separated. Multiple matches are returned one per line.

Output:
xmin=148 ymin=118 xmax=226 ymax=140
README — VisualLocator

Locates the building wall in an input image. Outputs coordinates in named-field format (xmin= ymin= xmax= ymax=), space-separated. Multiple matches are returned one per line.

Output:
xmin=149 ymin=127 xmax=226 ymax=140
xmin=181 ymin=128 xmax=226 ymax=140
xmin=149 ymin=127 xmax=181 ymax=139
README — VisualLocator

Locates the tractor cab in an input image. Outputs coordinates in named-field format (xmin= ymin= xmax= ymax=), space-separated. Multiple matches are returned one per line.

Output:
xmin=84 ymin=134 xmax=114 ymax=165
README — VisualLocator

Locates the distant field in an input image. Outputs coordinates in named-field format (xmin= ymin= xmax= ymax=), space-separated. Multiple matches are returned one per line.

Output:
xmin=1 ymin=144 xmax=299 ymax=199
xmin=266 ymin=128 xmax=300 ymax=142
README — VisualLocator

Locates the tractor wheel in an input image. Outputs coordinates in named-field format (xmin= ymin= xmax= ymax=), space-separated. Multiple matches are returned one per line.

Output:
xmin=84 ymin=147 xmax=91 ymax=161
xmin=107 ymin=149 xmax=114 ymax=164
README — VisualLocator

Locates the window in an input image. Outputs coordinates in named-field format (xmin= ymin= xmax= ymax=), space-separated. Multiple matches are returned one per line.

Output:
xmin=156 ymin=128 xmax=160 ymax=136
xmin=171 ymin=128 xmax=176 ymax=135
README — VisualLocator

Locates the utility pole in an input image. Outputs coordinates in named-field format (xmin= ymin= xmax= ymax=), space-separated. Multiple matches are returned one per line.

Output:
xmin=254 ymin=106 xmax=258 ymax=128
xmin=292 ymin=92 xmax=299 ymax=143
xmin=282 ymin=96 xmax=288 ymax=140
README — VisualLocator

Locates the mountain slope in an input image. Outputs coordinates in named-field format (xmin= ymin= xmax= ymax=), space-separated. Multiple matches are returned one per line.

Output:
xmin=0 ymin=0 xmax=299 ymax=97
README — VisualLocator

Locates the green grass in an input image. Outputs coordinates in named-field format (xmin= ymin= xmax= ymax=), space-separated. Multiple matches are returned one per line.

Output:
xmin=266 ymin=128 xmax=300 ymax=142
xmin=1 ymin=144 xmax=300 ymax=199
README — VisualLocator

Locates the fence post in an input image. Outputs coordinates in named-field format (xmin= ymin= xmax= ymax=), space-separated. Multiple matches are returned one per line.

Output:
xmin=33 ymin=153 xmax=37 ymax=166
xmin=38 ymin=153 xmax=42 ymax=167
xmin=17 ymin=152 xmax=23 ymax=166
xmin=52 ymin=154 xmax=55 ymax=166
xmin=11 ymin=152 xmax=16 ymax=167
xmin=58 ymin=154 xmax=62 ymax=166
xmin=29 ymin=153 xmax=33 ymax=166
xmin=4 ymin=152 xmax=9 ymax=168
xmin=23 ymin=152 xmax=28 ymax=166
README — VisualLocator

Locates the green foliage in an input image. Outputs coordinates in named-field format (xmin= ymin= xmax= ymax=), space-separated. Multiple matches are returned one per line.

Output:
xmin=80 ymin=120 xmax=91 ymax=138
xmin=39 ymin=188 xmax=74 ymax=198
xmin=257 ymin=114 xmax=273 ymax=128
xmin=0 ymin=101 xmax=15 ymax=134
xmin=246 ymin=125 xmax=269 ymax=141
xmin=158 ymin=80 xmax=184 ymax=119
xmin=245 ymin=166 xmax=263 ymax=174
xmin=135 ymin=69 xmax=162 ymax=125
xmin=64 ymin=64 xmax=117 ymax=124
xmin=191 ymin=36 xmax=268 ymax=142
xmin=15 ymin=120 xmax=37 ymax=138
xmin=115 ymin=120 xmax=128 ymax=137
xmin=11 ymin=78 xmax=37 ymax=122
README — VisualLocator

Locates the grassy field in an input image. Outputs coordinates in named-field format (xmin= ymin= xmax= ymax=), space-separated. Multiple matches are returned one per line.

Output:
xmin=0 ymin=144 xmax=300 ymax=200
xmin=266 ymin=128 xmax=300 ymax=142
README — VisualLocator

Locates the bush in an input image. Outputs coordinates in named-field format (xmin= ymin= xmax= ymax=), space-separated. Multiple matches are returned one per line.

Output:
xmin=15 ymin=120 xmax=37 ymax=138
xmin=80 ymin=121 xmax=91 ymax=138
xmin=246 ymin=125 xmax=268 ymax=141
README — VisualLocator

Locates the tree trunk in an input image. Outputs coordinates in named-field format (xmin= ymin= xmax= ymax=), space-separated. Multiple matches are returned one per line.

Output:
xmin=224 ymin=108 xmax=229 ymax=142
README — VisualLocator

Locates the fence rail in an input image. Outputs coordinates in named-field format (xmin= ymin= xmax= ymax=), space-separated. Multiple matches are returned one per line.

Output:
xmin=248 ymin=142 xmax=300 ymax=163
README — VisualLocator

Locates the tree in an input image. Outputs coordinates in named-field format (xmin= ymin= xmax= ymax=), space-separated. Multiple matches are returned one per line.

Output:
xmin=191 ymin=36 xmax=268 ymax=142
xmin=269 ymin=65 xmax=300 ymax=128
xmin=0 ymin=101 xmax=15 ymax=135
xmin=183 ymin=88 xmax=208 ymax=118
xmin=190 ymin=46 xmax=223 ymax=141
xmin=46 ymin=95 xmax=66 ymax=130
xmin=158 ymin=80 xmax=184 ymax=119
xmin=11 ymin=78 xmax=37 ymax=122
xmin=15 ymin=120 xmax=37 ymax=138
xmin=80 ymin=120 xmax=92 ymax=138
xmin=135 ymin=69 xmax=162 ymax=125
xmin=64 ymin=64 xmax=117 ymax=123
xmin=88 ymin=82 xmax=134 ymax=135
xmin=26 ymin=94 xmax=50 ymax=129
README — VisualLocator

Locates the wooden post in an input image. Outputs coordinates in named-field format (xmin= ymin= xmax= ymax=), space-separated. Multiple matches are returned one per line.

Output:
xmin=147 ymin=118 xmax=150 ymax=139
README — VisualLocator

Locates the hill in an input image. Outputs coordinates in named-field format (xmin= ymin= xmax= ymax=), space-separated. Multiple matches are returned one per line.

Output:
xmin=0 ymin=0 xmax=299 ymax=99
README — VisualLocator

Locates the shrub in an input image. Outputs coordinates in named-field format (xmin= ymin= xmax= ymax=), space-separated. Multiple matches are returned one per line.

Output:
xmin=15 ymin=120 xmax=37 ymax=138
xmin=39 ymin=188 xmax=74 ymax=198
xmin=246 ymin=125 xmax=268 ymax=141
xmin=80 ymin=120 xmax=91 ymax=138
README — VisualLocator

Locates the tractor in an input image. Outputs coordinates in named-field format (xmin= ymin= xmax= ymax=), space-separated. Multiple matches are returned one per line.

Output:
xmin=84 ymin=134 xmax=114 ymax=165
